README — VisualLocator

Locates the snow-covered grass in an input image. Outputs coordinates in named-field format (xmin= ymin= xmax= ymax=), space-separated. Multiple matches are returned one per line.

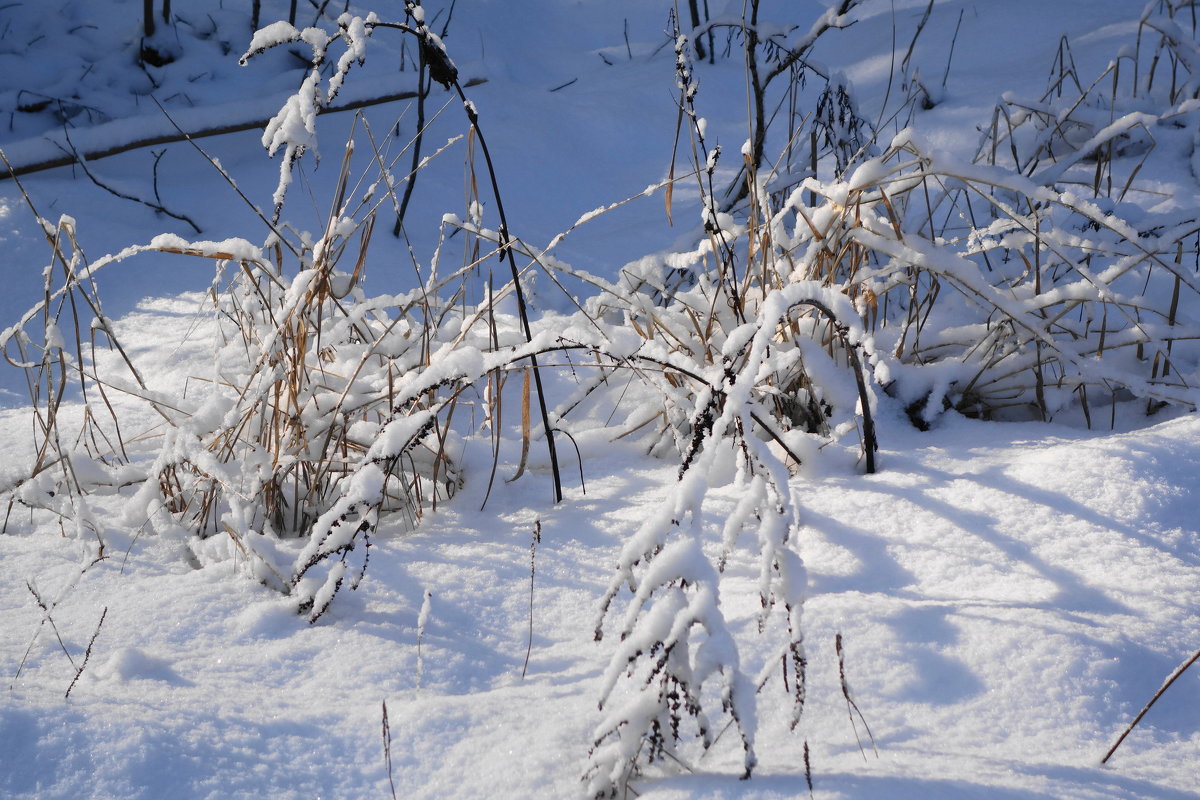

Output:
xmin=2 ymin=0 xmax=1200 ymax=797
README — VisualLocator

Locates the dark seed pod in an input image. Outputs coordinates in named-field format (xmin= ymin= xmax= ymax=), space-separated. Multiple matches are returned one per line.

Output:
xmin=423 ymin=37 xmax=458 ymax=89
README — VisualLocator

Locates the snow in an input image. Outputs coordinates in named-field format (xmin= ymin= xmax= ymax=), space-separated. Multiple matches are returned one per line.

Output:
xmin=9 ymin=410 xmax=1197 ymax=798
xmin=1 ymin=0 xmax=1200 ymax=798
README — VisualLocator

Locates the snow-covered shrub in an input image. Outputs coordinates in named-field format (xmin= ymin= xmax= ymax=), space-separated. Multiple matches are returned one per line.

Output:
xmin=3 ymin=1 xmax=1200 ymax=796
xmin=0 ymin=154 xmax=471 ymax=600
xmin=978 ymin=0 xmax=1200 ymax=182
xmin=581 ymin=281 xmax=872 ymax=794
xmin=0 ymin=4 xmax=530 ymax=621
xmin=584 ymin=1 xmax=1200 ymax=792
xmin=680 ymin=0 xmax=865 ymax=208
xmin=874 ymin=0 xmax=1200 ymax=421
xmin=656 ymin=0 xmax=1200 ymax=428
xmin=582 ymin=14 xmax=879 ymax=794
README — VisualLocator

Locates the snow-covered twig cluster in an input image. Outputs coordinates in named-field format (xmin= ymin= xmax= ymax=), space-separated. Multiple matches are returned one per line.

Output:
xmin=240 ymin=12 xmax=379 ymax=217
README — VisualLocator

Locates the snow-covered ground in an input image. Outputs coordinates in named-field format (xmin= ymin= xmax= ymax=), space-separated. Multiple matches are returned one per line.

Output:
xmin=3 ymin=399 xmax=1198 ymax=799
xmin=2 ymin=1 xmax=1199 ymax=798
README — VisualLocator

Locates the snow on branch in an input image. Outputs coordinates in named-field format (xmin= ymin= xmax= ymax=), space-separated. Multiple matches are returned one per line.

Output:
xmin=240 ymin=13 xmax=381 ymax=220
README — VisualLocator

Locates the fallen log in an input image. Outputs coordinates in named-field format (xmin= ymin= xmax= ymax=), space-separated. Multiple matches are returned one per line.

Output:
xmin=0 ymin=77 xmax=485 ymax=182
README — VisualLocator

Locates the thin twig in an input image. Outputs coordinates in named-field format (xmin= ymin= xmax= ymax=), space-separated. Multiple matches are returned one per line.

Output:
xmin=1102 ymin=646 xmax=1200 ymax=764
xmin=836 ymin=632 xmax=878 ymax=760
xmin=521 ymin=519 xmax=541 ymax=679
xmin=804 ymin=740 xmax=814 ymax=799
xmin=57 ymin=116 xmax=201 ymax=234
xmin=382 ymin=700 xmax=398 ymax=800
xmin=65 ymin=606 xmax=107 ymax=699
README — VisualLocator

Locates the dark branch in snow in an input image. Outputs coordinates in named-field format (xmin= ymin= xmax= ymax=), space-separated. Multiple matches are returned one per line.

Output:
xmin=0 ymin=81 xmax=486 ymax=183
